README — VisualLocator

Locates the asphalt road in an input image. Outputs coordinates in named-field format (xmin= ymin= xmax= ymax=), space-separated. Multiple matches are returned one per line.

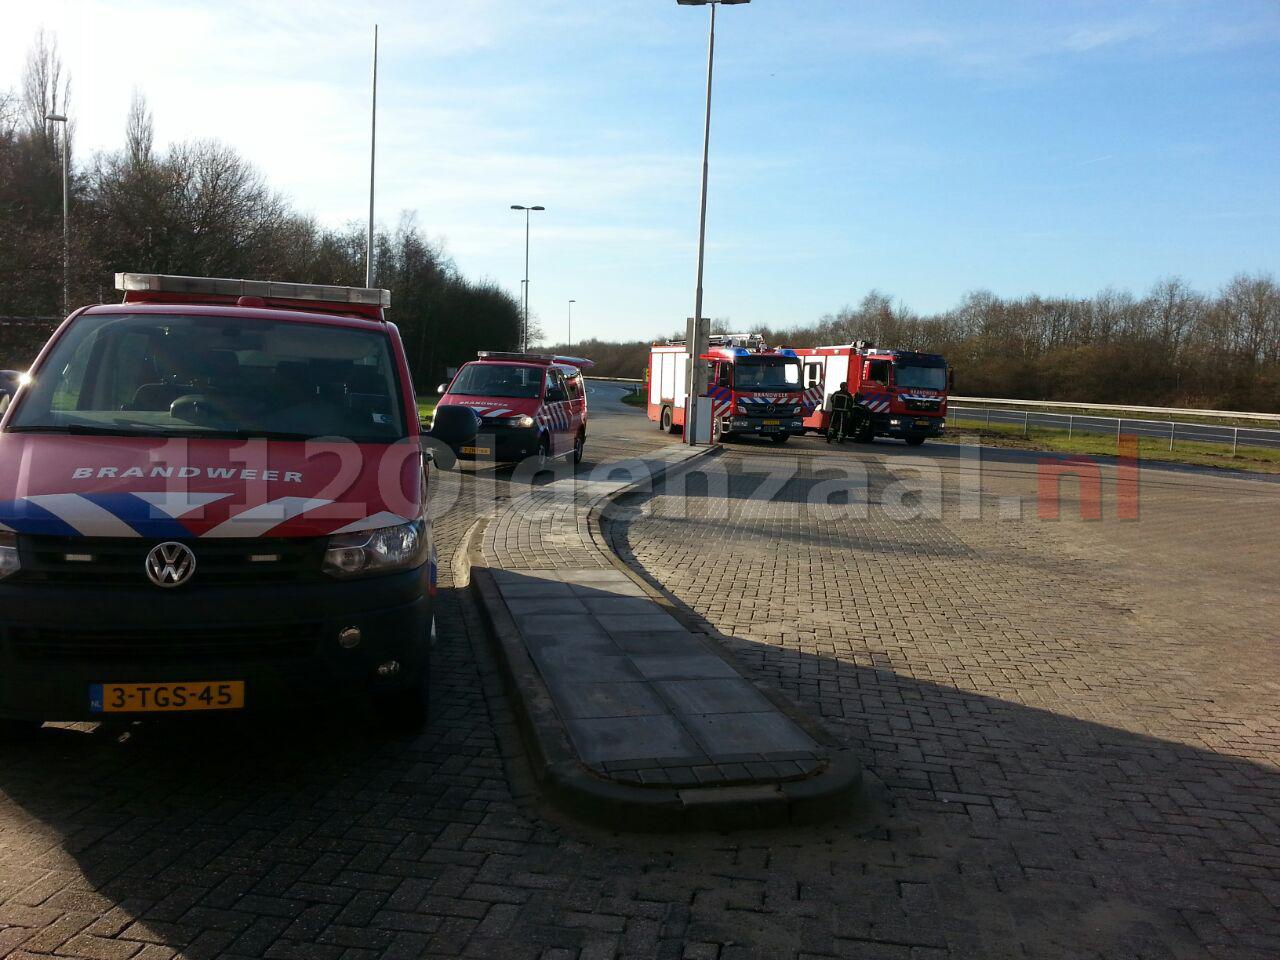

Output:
xmin=950 ymin=403 xmax=1280 ymax=449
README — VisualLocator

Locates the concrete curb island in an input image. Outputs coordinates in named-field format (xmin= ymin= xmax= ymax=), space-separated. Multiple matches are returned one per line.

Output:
xmin=467 ymin=443 xmax=863 ymax=831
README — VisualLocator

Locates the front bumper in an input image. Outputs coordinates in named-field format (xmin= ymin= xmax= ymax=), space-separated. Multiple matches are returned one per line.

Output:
xmin=0 ymin=566 xmax=432 ymax=722
xmin=875 ymin=414 xmax=946 ymax=438
xmin=725 ymin=416 xmax=805 ymax=437
xmin=446 ymin=427 xmax=541 ymax=463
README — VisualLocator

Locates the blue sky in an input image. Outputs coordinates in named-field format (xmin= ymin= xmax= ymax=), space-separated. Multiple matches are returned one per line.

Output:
xmin=4 ymin=1 xmax=1278 ymax=343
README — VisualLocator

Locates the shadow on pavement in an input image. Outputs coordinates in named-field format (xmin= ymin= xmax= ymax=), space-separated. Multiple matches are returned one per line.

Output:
xmin=1 ymin=580 xmax=1277 ymax=958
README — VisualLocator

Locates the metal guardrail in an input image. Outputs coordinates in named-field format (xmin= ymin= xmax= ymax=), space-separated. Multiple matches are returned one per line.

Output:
xmin=951 ymin=395 xmax=1280 ymax=423
xmin=949 ymin=404 xmax=1278 ymax=453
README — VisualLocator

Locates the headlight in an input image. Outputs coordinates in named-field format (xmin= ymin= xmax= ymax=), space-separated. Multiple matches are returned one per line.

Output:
xmin=323 ymin=519 xmax=428 ymax=579
xmin=0 ymin=532 xmax=19 ymax=581
xmin=508 ymin=414 xmax=535 ymax=428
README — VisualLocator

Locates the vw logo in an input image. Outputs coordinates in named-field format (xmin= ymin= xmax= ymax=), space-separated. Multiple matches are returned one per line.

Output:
xmin=145 ymin=542 xmax=197 ymax=588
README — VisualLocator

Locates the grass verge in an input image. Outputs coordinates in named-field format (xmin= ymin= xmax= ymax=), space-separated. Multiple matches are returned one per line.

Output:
xmin=417 ymin=398 xmax=437 ymax=423
xmin=940 ymin=416 xmax=1280 ymax=475
xmin=620 ymin=387 xmax=646 ymax=408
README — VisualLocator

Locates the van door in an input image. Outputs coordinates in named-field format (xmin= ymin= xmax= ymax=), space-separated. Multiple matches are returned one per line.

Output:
xmin=543 ymin=368 xmax=571 ymax=454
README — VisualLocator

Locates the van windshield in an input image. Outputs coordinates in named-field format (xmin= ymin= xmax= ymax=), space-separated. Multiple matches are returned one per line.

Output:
xmin=448 ymin=363 xmax=543 ymax=399
xmin=6 ymin=313 xmax=407 ymax=443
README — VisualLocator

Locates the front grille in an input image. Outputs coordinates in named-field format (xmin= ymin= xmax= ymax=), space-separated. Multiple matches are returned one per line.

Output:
xmin=739 ymin=403 xmax=797 ymax=417
xmin=10 ymin=623 xmax=322 ymax=663
xmin=18 ymin=536 xmax=327 ymax=587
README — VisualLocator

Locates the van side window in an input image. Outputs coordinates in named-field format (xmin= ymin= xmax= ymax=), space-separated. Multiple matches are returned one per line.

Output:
xmin=565 ymin=373 xmax=584 ymax=401
xmin=804 ymin=362 xmax=822 ymax=388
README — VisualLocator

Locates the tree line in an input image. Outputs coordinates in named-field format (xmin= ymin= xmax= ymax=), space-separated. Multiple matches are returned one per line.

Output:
xmin=0 ymin=32 xmax=522 ymax=389
xmin=545 ymin=274 xmax=1280 ymax=412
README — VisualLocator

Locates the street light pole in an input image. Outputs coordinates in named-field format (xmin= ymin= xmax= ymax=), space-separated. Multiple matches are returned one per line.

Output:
xmin=45 ymin=112 xmax=69 ymax=315
xmin=510 ymin=204 xmax=545 ymax=353
xmin=676 ymin=0 xmax=749 ymax=445
xmin=568 ymin=299 xmax=575 ymax=351
xmin=366 ymin=24 xmax=378 ymax=288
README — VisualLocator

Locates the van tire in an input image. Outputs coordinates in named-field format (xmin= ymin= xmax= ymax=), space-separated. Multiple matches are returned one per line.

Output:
xmin=660 ymin=406 xmax=675 ymax=433
xmin=380 ymin=674 xmax=429 ymax=733
xmin=537 ymin=434 xmax=552 ymax=469
xmin=0 ymin=719 xmax=41 ymax=742
xmin=573 ymin=430 xmax=586 ymax=465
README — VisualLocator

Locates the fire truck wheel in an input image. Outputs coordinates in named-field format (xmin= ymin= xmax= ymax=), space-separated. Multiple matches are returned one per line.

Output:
xmin=905 ymin=436 xmax=926 ymax=446
xmin=573 ymin=430 xmax=586 ymax=465
xmin=854 ymin=423 xmax=874 ymax=443
xmin=770 ymin=433 xmax=791 ymax=444
xmin=660 ymin=406 xmax=676 ymax=433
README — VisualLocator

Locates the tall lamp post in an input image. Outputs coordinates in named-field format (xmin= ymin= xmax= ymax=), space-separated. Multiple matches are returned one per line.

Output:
xmin=676 ymin=0 xmax=749 ymax=445
xmin=568 ymin=299 xmax=576 ymax=351
xmin=45 ymin=112 xmax=69 ymax=315
xmin=510 ymin=204 xmax=545 ymax=353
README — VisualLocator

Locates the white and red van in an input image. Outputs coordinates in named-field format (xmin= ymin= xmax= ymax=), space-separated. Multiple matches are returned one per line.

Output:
xmin=432 ymin=352 xmax=593 ymax=466
xmin=0 ymin=273 xmax=435 ymax=735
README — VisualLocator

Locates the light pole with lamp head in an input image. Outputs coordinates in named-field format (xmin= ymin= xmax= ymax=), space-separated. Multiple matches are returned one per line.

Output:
xmin=676 ymin=0 xmax=749 ymax=445
xmin=45 ymin=112 xmax=69 ymax=315
xmin=568 ymin=299 xmax=575 ymax=351
xmin=510 ymin=204 xmax=545 ymax=353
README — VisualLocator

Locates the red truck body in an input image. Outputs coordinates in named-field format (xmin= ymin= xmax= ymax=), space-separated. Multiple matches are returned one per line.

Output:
xmin=647 ymin=335 xmax=806 ymax=443
xmin=795 ymin=343 xmax=951 ymax=445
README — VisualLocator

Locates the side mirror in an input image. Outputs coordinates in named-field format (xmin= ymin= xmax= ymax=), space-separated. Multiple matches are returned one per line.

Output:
xmin=436 ymin=383 xmax=449 ymax=395
xmin=546 ymin=388 xmax=566 ymax=403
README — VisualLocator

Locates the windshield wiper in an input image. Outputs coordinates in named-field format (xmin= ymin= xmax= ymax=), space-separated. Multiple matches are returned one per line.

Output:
xmin=6 ymin=424 xmax=152 ymax=437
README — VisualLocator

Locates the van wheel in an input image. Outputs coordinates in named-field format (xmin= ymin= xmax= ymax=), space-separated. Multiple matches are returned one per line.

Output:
xmin=660 ymin=406 xmax=675 ymax=433
xmin=573 ymin=430 xmax=585 ymax=465
xmin=0 ymin=719 xmax=41 ymax=742
xmin=380 ymin=674 xmax=428 ymax=733
xmin=537 ymin=434 xmax=552 ymax=469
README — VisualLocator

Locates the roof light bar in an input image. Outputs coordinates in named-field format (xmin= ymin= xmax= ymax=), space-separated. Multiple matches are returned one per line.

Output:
xmin=476 ymin=351 xmax=595 ymax=370
xmin=115 ymin=273 xmax=391 ymax=308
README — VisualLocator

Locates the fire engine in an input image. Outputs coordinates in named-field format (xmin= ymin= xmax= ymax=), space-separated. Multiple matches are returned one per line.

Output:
xmin=795 ymin=341 xmax=951 ymax=446
xmin=648 ymin=334 xmax=806 ymax=443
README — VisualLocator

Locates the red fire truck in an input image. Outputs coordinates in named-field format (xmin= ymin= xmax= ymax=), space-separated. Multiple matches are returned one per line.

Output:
xmin=648 ymin=334 xmax=806 ymax=443
xmin=795 ymin=342 xmax=951 ymax=446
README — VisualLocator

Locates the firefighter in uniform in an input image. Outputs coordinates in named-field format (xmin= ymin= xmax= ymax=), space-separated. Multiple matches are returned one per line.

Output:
xmin=827 ymin=382 xmax=854 ymax=443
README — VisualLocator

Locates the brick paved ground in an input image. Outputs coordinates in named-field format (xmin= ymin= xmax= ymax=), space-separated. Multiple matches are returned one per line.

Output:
xmin=2 ymin=395 xmax=1276 ymax=959
xmin=606 ymin=440 xmax=1280 ymax=959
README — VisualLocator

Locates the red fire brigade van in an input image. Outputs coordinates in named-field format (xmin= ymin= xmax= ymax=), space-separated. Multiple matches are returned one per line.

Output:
xmin=0 ymin=273 xmax=435 ymax=735
xmin=432 ymin=352 xmax=593 ymax=466
xmin=796 ymin=342 xmax=951 ymax=445
xmin=648 ymin=334 xmax=806 ymax=443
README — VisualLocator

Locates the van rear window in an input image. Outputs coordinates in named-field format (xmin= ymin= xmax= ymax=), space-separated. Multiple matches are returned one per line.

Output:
xmin=7 ymin=314 xmax=406 ymax=443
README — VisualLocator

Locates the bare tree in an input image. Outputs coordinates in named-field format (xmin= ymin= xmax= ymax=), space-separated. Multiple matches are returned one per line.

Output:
xmin=21 ymin=29 xmax=70 ymax=154
xmin=125 ymin=89 xmax=154 ymax=169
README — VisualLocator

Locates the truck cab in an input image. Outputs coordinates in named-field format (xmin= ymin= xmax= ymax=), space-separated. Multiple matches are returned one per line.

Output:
xmin=798 ymin=342 xmax=950 ymax=445
xmin=0 ymin=273 xmax=435 ymax=734
xmin=648 ymin=334 xmax=806 ymax=443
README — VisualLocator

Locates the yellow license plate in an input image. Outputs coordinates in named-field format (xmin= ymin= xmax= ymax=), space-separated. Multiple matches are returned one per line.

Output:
xmin=90 ymin=681 xmax=245 ymax=714
xmin=916 ymin=419 xmax=931 ymax=428
xmin=763 ymin=419 xmax=781 ymax=426
xmin=461 ymin=445 xmax=492 ymax=455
